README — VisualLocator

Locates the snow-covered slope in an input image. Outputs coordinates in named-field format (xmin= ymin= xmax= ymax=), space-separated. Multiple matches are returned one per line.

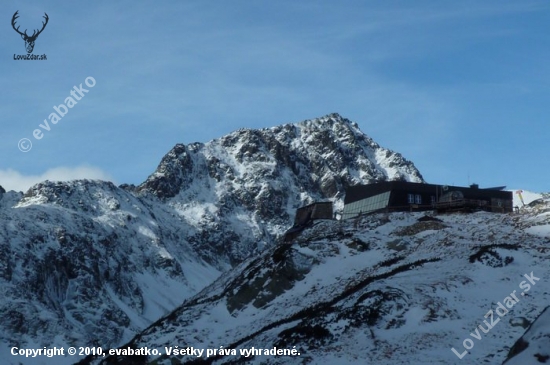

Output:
xmin=0 ymin=113 xmax=424 ymax=364
xmin=85 ymin=195 xmax=550 ymax=365
xmin=510 ymin=189 xmax=544 ymax=208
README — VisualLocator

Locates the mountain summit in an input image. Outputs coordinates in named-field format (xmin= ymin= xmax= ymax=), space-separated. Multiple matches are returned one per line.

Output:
xmin=136 ymin=113 xmax=423 ymax=265
xmin=140 ymin=113 xmax=423 ymax=202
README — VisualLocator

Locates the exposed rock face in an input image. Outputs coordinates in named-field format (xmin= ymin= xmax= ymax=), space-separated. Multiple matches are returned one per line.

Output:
xmin=1 ymin=180 xmax=220 ymax=356
xmin=137 ymin=113 xmax=424 ymax=265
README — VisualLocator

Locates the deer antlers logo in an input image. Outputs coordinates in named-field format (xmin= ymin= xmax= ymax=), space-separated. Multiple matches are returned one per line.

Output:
xmin=11 ymin=10 xmax=49 ymax=54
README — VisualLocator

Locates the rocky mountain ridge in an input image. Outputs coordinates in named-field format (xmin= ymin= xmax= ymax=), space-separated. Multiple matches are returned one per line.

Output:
xmin=0 ymin=113 xmax=424 ymax=364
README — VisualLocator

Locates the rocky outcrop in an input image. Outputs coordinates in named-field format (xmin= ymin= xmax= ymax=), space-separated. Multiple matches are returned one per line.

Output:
xmin=503 ymin=306 xmax=550 ymax=365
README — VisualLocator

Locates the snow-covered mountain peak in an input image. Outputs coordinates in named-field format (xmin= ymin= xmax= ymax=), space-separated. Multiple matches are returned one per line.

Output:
xmin=139 ymin=113 xmax=423 ymax=202
xmin=1 ymin=113 xmax=430 ymax=365
xmin=133 ymin=114 xmax=425 ymax=265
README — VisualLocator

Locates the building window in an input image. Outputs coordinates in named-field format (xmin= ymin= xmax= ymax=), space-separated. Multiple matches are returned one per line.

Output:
xmin=341 ymin=191 xmax=391 ymax=219
xmin=407 ymin=193 xmax=414 ymax=204
xmin=431 ymin=196 xmax=436 ymax=205
xmin=415 ymin=194 xmax=422 ymax=204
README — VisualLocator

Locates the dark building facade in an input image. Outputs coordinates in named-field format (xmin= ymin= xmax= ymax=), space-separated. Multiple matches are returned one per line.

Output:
xmin=293 ymin=202 xmax=333 ymax=226
xmin=342 ymin=181 xmax=513 ymax=219
xmin=284 ymin=202 xmax=334 ymax=242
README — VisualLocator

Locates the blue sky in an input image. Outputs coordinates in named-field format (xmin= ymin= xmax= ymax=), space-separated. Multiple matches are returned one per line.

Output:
xmin=1 ymin=1 xmax=548 ymax=193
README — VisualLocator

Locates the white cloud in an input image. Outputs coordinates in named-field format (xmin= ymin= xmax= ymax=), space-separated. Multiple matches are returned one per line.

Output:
xmin=0 ymin=166 xmax=115 ymax=193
